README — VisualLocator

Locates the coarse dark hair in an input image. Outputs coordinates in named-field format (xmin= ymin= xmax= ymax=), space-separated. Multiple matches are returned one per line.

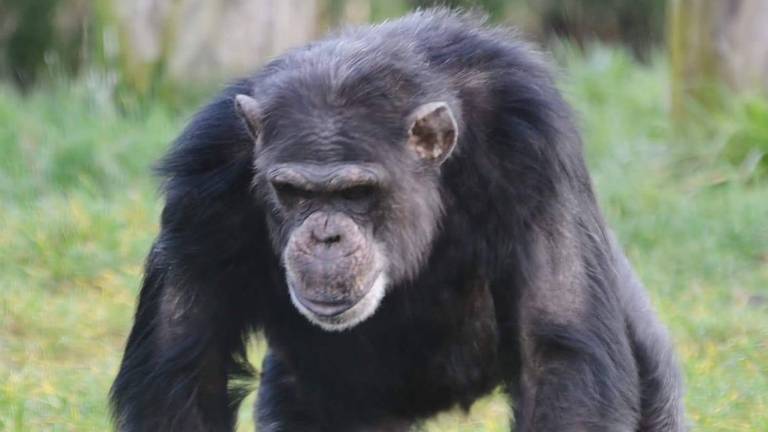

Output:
xmin=111 ymin=9 xmax=685 ymax=431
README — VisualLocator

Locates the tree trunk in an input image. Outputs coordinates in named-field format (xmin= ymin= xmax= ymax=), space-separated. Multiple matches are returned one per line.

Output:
xmin=103 ymin=0 xmax=321 ymax=94
xmin=669 ymin=0 xmax=768 ymax=122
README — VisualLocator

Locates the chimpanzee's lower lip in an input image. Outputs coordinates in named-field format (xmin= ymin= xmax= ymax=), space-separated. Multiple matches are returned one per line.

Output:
xmin=295 ymin=246 xmax=362 ymax=260
xmin=287 ymin=270 xmax=388 ymax=332
xmin=295 ymin=295 xmax=356 ymax=317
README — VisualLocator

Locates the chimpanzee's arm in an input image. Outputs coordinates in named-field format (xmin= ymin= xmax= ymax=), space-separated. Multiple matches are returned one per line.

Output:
xmin=110 ymin=82 xmax=268 ymax=431
xmin=109 ymin=242 xmax=256 ymax=431
xmin=502 ymin=222 xmax=644 ymax=431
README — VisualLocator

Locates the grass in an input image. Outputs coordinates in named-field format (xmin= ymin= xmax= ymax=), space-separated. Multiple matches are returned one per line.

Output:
xmin=1 ymin=47 xmax=767 ymax=431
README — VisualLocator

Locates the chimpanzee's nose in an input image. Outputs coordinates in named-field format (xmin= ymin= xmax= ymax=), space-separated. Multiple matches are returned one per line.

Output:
xmin=311 ymin=218 xmax=343 ymax=246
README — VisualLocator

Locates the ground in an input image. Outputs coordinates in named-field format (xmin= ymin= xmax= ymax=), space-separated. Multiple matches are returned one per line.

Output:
xmin=1 ymin=48 xmax=766 ymax=431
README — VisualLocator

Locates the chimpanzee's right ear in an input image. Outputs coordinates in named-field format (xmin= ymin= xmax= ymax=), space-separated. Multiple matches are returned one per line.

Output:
xmin=406 ymin=101 xmax=458 ymax=165
xmin=234 ymin=94 xmax=262 ymax=141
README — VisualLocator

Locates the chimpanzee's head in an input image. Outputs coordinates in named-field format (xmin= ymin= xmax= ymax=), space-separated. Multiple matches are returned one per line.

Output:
xmin=234 ymin=60 xmax=460 ymax=331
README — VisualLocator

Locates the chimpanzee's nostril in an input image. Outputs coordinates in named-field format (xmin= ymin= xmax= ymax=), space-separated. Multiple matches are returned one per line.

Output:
xmin=311 ymin=228 xmax=343 ymax=245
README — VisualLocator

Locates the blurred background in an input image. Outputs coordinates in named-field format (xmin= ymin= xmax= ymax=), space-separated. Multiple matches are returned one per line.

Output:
xmin=0 ymin=1 xmax=766 ymax=431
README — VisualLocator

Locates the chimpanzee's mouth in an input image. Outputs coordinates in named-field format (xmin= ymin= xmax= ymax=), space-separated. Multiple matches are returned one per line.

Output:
xmin=294 ymin=295 xmax=355 ymax=317
xmin=287 ymin=271 xmax=388 ymax=331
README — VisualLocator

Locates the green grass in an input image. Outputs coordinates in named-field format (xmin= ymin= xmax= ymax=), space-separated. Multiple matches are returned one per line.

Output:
xmin=1 ymin=48 xmax=767 ymax=431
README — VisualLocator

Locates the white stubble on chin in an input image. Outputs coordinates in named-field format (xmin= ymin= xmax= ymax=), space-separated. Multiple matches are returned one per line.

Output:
xmin=288 ymin=271 xmax=389 ymax=332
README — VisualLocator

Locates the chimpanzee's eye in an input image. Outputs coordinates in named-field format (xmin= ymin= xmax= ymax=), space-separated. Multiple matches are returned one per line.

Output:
xmin=273 ymin=182 xmax=313 ymax=204
xmin=339 ymin=184 xmax=376 ymax=201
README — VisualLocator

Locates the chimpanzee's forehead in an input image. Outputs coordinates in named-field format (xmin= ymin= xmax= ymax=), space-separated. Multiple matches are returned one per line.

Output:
xmin=261 ymin=107 xmax=406 ymax=165
xmin=268 ymin=137 xmax=380 ymax=165
xmin=255 ymin=54 xmax=426 ymax=165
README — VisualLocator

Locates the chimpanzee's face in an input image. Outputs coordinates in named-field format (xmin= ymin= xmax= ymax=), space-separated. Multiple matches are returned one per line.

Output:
xmin=236 ymin=93 xmax=458 ymax=331
xmin=262 ymin=159 xmax=391 ymax=331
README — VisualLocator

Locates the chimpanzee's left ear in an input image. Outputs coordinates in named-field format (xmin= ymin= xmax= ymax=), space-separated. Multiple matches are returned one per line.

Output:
xmin=234 ymin=94 xmax=262 ymax=141
xmin=406 ymin=101 xmax=458 ymax=165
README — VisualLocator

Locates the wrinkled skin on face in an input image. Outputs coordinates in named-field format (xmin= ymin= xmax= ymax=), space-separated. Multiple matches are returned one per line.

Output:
xmin=283 ymin=210 xmax=387 ymax=330
xmin=236 ymin=94 xmax=459 ymax=331
xmin=285 ymin=211 xmax=377 ymax=310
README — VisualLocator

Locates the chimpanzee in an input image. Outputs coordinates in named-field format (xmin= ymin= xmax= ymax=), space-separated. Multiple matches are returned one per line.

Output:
xmin=110 ymin=9 xmax=685 ymax=432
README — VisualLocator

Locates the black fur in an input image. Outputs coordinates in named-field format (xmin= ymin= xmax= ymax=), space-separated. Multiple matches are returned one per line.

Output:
xmin=110 ymin=10 xmax=685 ymax=431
